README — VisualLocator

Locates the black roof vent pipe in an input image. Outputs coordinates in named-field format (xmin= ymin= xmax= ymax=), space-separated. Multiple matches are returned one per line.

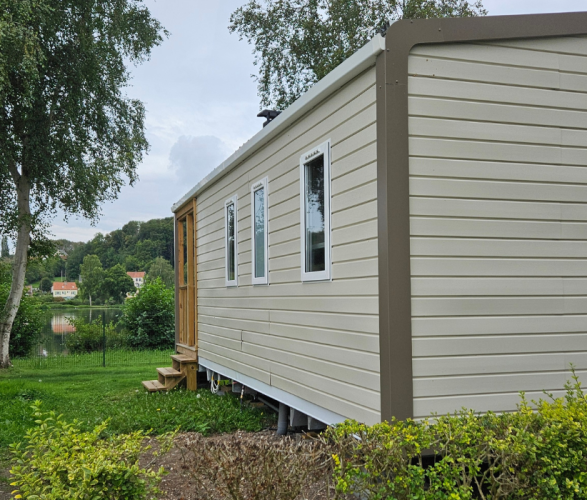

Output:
xmin=257 ymin=109 xmax=282 ymax=128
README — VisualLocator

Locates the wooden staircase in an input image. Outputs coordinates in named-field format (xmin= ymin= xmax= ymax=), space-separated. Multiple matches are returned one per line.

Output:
xmin=142 ymin=354 xmax=199 ymax=392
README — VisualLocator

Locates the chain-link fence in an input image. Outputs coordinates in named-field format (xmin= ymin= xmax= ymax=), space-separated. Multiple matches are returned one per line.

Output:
xmin=12 ymin=310 xmax=173 ymax=369
xmin=13 ymin=347 xmax=174 ymax=369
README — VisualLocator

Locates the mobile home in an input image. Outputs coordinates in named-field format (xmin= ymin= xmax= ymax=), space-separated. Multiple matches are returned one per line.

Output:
xmin=145 ymin=11 xmax=587 ymax=427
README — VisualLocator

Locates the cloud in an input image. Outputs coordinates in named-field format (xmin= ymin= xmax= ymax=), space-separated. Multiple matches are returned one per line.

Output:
xmin=169 ymin=135 xmax=230 ymax=184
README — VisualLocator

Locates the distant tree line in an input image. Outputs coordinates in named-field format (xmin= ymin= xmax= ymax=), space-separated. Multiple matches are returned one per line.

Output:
xmin=23 ymin=217 xmax=174 ymax=287
xmin=66 ymin=218 xmax=174 ymax=279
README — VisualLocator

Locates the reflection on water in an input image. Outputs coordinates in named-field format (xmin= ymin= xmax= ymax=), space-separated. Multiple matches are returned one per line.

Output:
xmin=37 ymin=308 xmax=123 ymax=356
xmin=51 ymin=315 xmax=75 ymax=334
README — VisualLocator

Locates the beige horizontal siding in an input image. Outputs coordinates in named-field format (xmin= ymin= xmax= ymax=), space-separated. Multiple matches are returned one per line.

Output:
xmin=195 ymin=66 xmax=380 ymax=424
xmin=408 ymin=36 xmax=587 ymax=419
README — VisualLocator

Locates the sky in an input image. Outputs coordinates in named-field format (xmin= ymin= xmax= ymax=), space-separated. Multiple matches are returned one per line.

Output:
xmin=47 ymin=0 xmax=587 ymax=243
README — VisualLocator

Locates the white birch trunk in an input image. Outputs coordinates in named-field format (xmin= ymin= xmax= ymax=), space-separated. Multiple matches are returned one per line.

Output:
xmin=0 ymin=173 xmax=31 ymax=368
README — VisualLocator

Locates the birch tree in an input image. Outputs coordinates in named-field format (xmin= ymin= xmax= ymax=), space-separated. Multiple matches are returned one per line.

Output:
xmin=79 ymin=255 xmax=104 ymax=307
xmin=230 ymin=0 xmax=486 ymax=110
xmin=0 ymin=0 xmax=167 ymax=368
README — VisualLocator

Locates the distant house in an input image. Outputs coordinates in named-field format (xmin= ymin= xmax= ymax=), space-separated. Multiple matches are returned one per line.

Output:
xmin=127 ymin=272 xmax=145 ymax=289
xmin=51 ymin=282 xmax=78 ymax=299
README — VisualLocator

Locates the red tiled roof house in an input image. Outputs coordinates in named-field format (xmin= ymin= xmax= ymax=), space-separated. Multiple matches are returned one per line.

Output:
xmin=127 ymin=271 xmax=145 ymax=288
xmin=51 ymin=281 xmax=78 ymax=299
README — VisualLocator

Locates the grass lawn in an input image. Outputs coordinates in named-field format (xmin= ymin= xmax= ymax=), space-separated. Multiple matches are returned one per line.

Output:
xmin=0 ymin=359 xmax=268 ymax=464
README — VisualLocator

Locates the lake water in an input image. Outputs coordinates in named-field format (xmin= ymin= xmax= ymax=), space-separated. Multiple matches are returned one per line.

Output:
xmin=37 ymin=307 xmax=123 ymax=356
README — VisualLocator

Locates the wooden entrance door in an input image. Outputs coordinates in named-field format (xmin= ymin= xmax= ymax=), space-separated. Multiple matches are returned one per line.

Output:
xmin=176 ymin=200 xmax=197 ymax=351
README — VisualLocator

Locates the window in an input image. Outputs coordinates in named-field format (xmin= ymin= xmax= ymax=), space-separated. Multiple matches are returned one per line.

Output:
xmin=300 ymin=140 xmax=331 ymax=282
xmin=251 ymin=177 xmax=268 ymax=285
xmin=182 ymin=219 xmax=188 ymax=285
xmin=225 ymin=195 xmax=238 ymax=286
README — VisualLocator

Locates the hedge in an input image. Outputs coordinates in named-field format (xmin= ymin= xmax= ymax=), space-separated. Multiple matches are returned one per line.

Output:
xmin=328 ymin=371 xmax=587 ymax=500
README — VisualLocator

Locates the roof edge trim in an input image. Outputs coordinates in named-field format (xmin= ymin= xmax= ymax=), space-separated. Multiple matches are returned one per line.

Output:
xmin=171 ymin=34 xmax=385 ymax=212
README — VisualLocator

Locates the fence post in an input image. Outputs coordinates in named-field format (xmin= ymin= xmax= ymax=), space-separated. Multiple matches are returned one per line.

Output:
xmin=102 ymin=311 xmax=106 ymax=367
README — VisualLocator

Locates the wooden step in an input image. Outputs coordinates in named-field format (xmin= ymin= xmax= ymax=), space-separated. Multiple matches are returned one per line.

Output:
xmin=157 ymin=367 xmax=183 ymax=378
xmin=142 ymin=380 xmax=166 ymax=392
xmin=171 ymin=354 xmax=198 ymax=363
xmin=157 ymin=367 xmax=186 ymax=390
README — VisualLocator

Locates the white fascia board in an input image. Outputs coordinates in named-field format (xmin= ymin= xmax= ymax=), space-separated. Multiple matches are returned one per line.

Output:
xmin=198 ymin=357 xmax=348 ymax=426
xmin=171 ymin=34 xmax=385 ymax=213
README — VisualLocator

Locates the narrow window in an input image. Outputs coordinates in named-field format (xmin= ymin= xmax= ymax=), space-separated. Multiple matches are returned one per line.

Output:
xmin=225 ymin=195 xmax=238 ymax=286
xmin=300 ymin=140 xmax=331 ymax=282
xmin=251 ymin=177 xmax=268 ymax=285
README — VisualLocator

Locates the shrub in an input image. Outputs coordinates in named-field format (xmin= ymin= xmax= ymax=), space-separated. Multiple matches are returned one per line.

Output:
xmin=65 ymin=317 xmax=129 ymax=353
xmin=119 ymin=278 xmax=174 ymax=349
xmin=39 ymin=276 xmax=53 ymax=293
xmin=185 ymin=433 xmax=330 ymax=500
xmin=9 ymin=402 xmax=169 ymax=500
xmin=53 ymin=296 xmax=65 ymax=302
xmin=8 ymin=296 xmax=45 ymax=358
xmin=327 ymin=371 xmax=587 ymax=500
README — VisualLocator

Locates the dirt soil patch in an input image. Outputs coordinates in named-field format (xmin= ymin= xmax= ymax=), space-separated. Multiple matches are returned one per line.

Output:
xmin=0 ymin=464 xmax=12 ymax=500
xmin=142 ymin=431 xmax=335 ymax=500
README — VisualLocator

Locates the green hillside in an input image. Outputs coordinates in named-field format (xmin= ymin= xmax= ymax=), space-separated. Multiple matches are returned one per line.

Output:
xmin=24 ymin=217 xmax=173 ymax=286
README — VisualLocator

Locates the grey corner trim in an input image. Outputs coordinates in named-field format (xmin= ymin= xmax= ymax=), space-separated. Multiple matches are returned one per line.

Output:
xmin=198 ymin=357 xmax=347 ymax=426
xmin=171 ymin=35 xmax=386 ymax=214
xmin=377 ymin=11 xmax=587 ymax=423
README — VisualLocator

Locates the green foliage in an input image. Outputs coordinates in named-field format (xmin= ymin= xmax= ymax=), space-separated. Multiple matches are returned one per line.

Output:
xmin=65 ymin=218 xmax=174 ymax=278
xmin=24 ymin=260 xmax=45 ymax=285
xmin=39 ymin=277 xmax=52 ymax=293
xmin=7 ymin=295 xmax=44 ymax=358
xmin=25 ymin=254 xmax=66 ymax=285
xmin=120 ymin=278 xmax=174 ymax=349
xmin=102 ymin=264 xmax=135 ymax=303
xmin=230 ymin=0 xmax=486 ymax=109
xmin=328 ymin=371 xmax=587 ymax=500
xmin=148 ymin=257 xmax=174 ymax=288
xmin=0 ymin=262 xmax=44 ymax=357
xmin=64 ymin=245 xmax=87 ymax=283
xmin=65 ymin=317 xmax=128 ymax=354
xmin=125 ymin=255 xmax=141 ymax=272
xmin=79 ymin=254 xmax=104 ymax=305
xmin=9 ymin=402 xmax=167 ymax=500
xmin=62 ymin=298 xmax=83 ymax=306
xmin=36 ymin=295 xmax=55 ymax=304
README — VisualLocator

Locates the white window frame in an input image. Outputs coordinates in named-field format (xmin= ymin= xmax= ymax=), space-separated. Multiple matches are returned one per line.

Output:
xmin=299 ymin=139 xmax=331 ymax=282
xmin=251 ymin=177 xmax=269 ymax=285
xmin=224 ymin=194 xmax=238 ymax=287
